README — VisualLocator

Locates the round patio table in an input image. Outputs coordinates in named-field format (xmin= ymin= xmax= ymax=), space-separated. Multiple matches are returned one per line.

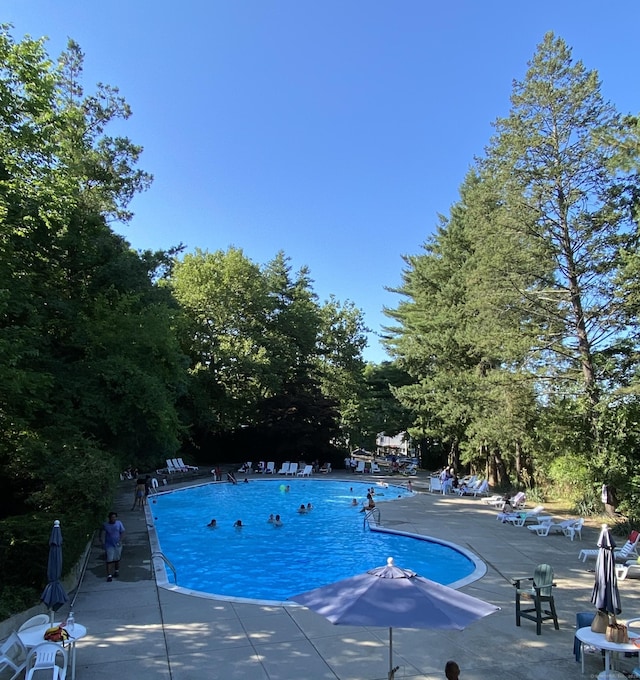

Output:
xmin=575 ymin=626 xmax=639 ymax=675
xmin=18 ymin=621 xmax=87 ymax=680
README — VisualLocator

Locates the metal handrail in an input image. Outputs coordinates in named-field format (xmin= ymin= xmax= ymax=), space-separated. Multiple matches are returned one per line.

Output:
xmin=363 ymin=507 xmax=381 ymax=529
xmin=152 ymin=550 xmax=178 ymax=584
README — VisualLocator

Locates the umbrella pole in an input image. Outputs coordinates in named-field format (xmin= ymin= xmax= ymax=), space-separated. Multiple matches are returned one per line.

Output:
xmin=388 ymin=627 xmax=399 ymax=680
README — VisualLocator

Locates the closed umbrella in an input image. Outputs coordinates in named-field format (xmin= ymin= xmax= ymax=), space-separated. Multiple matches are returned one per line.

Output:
xmin=591 ymin=523 xmax=621 ymax=616
xmin=40 ymin=519 xmax=68 ymax=620
xmin=290 ymin=557 xmax=499 ymax=680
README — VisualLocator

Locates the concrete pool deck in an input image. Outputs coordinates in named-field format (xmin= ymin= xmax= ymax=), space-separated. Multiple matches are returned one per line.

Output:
xmin=61 ymin=473 xmax=640 ymax=679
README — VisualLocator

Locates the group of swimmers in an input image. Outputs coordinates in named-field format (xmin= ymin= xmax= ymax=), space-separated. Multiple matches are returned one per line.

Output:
xmin=206 ymin=519 xmax=243 ymax=528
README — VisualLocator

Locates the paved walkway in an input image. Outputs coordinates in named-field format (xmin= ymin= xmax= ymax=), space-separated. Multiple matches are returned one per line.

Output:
xmin=31 ymin=474 xmax=640 ymax=679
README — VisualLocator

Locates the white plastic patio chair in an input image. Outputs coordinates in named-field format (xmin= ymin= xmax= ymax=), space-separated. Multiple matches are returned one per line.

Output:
xmin=563 ymin=518 xmax=584 ymax=541
xmin=286 ymin=462 xmax=298 ymax=476
xmin=0 ymin=632 xmax=27 ymax=680
xmin=265 ymin=461 xmax=275 ymax=474
xmin=277 ymin=462 xmax=290 ymax=474
xmin=18 ymin=614 xmax=50 ymax=631
xmin=25 ymin=642 xmax=68 ymax=680
xmin=297 ymin=465 xmax=313 ymax=477
xmin=354 ymin=460 xmax=366 ymax=474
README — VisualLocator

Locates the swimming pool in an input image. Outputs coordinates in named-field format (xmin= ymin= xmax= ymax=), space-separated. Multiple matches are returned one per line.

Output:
xmin=148 ymin=479 xmax=482 ymax=603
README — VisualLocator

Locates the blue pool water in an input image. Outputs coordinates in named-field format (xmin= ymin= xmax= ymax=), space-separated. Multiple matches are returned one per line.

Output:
xmin=150 ymin=479 xmax=476 ymax=602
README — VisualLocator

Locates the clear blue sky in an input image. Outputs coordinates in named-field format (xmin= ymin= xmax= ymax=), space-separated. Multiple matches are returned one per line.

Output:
xmin=5 ymin=1 xmax=640 ymax=362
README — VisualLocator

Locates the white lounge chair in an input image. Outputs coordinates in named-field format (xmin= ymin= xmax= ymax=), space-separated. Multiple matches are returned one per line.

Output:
xmin=528 ymin=518 xmax=575 ymax=537
xmin=277 ymin=462 xmax=290 ymax=475
xmin=354 ymin=461 xmax=366 ymax=474
xmin=485 ymin=491 xmax=526 ymax=508
xmin=498 ymin=505 xmax=546 ymax=526
xmin=286 ymin=463 xmax=298 ymax=476
xmin=166 ymin=459 xmax=179 ymax=473
xmin=172 ymin=458 xmax=188 ymax=472
xmin=297 ymin=465 xmax=313 ymax=477
xmin=616 ymin=559 xmax=640 ymax=580
xmin=264 ymin=461 xmax=275 ymax=474
xmin=579 ymin=532 xmax=640 ymax=562
xmin=319 ymin=462 xmax=331 ymax=473
xmin=237 ymin=461 xmax=252 ymax=473
xmin=176 ymin=457 xmax=198 ymax=471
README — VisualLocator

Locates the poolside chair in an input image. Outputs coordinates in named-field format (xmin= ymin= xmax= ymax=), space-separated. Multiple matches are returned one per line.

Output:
xmin=166 ymin=459 xmax=178 ymax=473
xmin=563 ymin=518 xmax=584 ymax=541
xmin=297 ymin=465 xmax=313 ymax=477
xmin=277 ymin=462 xmax=291 ymax=475
xmin=354 ymin=460 xmax=366 ymax=474
xmin=485 ymin=491 xmax=526 ymax=508
xmin=176 ymin=457 xmax=198 ymax=471
xmin=616 ymin=559 xmax=640 ymax=580
xmin=498 ymin=505 xmax=546 ymax=526
xmin=286 ymin=462 xmax=299 ymax=476
xmin=237 ymin=461 xmax=252 ymax=473
xmin=171 ymin=458 xmax=188 ymax=472
xmin=471 ymin=479 xmax=490 ymax=496
xmin=265 ymin=461 xmax=275 ymax=474
xmin=401 ymin=462 xmax=418 ymax=476
xmin=370 ymin=462 xmax=381 ymax=473
xmin=456 ymin=478 xmax=482 ymax=496
xmin=319 ymin=462 xmax=331 ymax=474
xmin=18 ymin=615 xmax=49 ymax=632
xmin=429 ymin=476 xmax=443 ymax=493
xmin=579 ymin=531 xmax=640 ymax=562
xmin=0 ymin=632 xmax=27 ymax=680
xmin=513 ymin=563 xmax=559 ymax=635
xmin=25 ymin=642 xmax=68 ymax=680
xmin=527 ymin=518 xmax=574 ymax=537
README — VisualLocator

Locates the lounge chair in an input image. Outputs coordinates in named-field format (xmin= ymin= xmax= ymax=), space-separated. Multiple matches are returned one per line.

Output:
xmin=166 ymin=459 xmax=179 ymax=473
xmin=176 ymin=457 xmax=198 ymax=471
xmin=616 ymin=560 xmax=640 ymax=580
xmin=401 ymin=463 xmax=418 ymax=476
xmin=172 ymin=458 xmax=188 ymax=472
xmin=237 ymin=461 xmax=252 ymax=473
xmin=286 ymin=463 xmax=299 ymax=476
xmin=371 ymin=462 xmax=381 ymax=473
xmin=277 ymin=462 xmax=291 ymax=475
xmin=578 ymin=531 xmax=640 ymax=562
xmin=264 ymin=461 xmax=275 ymax=474
xmin=498 ymin=505 xmax=547 ymax=526
xmin=319 ymin=462 xmax=331 ymax=474
xmin=455 ymin=478 xmax=482 ymax=496
xmin=297 ymin=464 xmax=313 ymax=477
xmin=528 ymin=518 xmax=575 ymax=537
xmin=354 ymin=460 xmax=366 ymax=474
xmin=485 ymin=491 xmax=526 ymax=508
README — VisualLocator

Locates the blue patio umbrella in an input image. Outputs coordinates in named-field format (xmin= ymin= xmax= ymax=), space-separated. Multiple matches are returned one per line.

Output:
xmin=591 ymin=523 xmax=622 ymax=616
xmin=290 ymin=557 xmax=499 ymax=680
xmin=40 ymin=519 xmax=68 ymax=618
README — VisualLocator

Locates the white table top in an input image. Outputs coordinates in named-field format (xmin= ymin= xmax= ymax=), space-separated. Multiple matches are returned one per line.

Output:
xmin=576 ymin=626 xmax=639 ymax=653
xmin=18 ymin=621 xmax=87 ymax=647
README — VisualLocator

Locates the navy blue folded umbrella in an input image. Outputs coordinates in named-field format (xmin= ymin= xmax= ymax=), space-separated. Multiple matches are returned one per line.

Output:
xmin=591 ymin=524 xmax=621 ymax=616
xmin=291 ymin=557 xmax=499 ymax=680
xmin=41 ymin=520 xmax=68 ymax=616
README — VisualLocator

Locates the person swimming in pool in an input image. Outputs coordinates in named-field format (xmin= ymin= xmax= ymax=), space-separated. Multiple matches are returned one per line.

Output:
xmin=207 ymin=519 xmax=217 ymax=528
xmin=351 ymin=498 xmax=358 ymax=506
xmin=297 ymin=504 xmax=307 ymax=514
xmin=267 ymin=514 xmax=274 ymax=523
xmin=233 ymin=519 xmax=243 ymax=528
xmin=273 ymin=514 xmax=283 ymax=527
xmin=306 ymin=502 xmax=313 ymax=511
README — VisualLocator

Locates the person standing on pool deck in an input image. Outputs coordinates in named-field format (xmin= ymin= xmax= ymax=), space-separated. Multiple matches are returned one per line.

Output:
xmin=445 ymin=660 xmax=460 ymax=680
xmin=101 ymin=512 xmax=125 ymax=582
